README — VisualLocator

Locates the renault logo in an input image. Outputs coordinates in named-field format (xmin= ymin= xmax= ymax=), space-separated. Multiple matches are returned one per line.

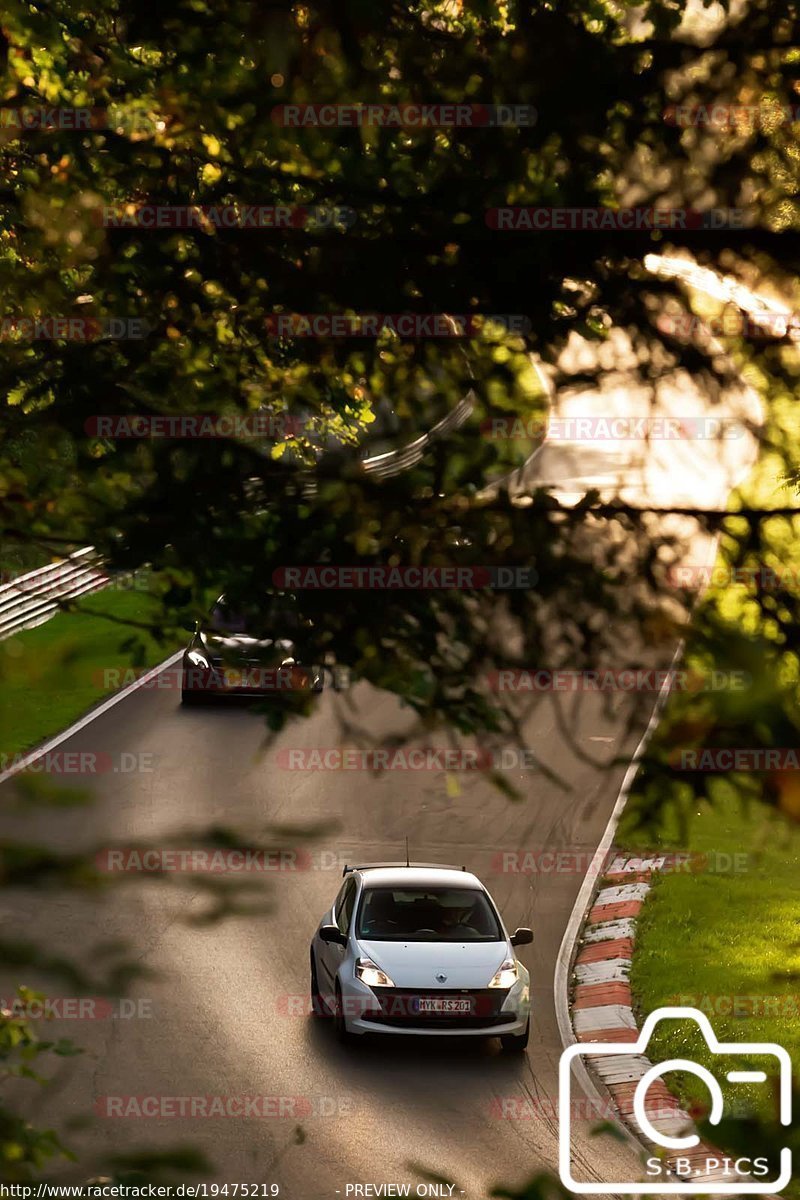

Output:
xmin=435 ymin=972 xmax=447 ymax=983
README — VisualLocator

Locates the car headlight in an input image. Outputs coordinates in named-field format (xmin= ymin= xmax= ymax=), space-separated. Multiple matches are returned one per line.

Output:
xmin=488 ymin=957 xmax=519 ymax=989
xmin=187 ymin=649 xmax=211 ymax=669
xmin=355 ymin=957 xmax=395 ymax=988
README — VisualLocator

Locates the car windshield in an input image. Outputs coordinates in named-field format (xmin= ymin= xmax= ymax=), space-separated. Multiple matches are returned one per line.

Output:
xmin=209 ymin=592 xmax=306 ymax=636
xmin=356 ymin=886 xmax=503 ymax=942
xmin=210 ymin=602 xmax=247 ymax=634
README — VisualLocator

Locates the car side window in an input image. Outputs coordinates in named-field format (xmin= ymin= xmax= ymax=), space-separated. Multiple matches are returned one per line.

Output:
xmin=336 ymin=877 xmax=357 ymax=935
xmin=331 ymin=880 xmax=348 ymax=921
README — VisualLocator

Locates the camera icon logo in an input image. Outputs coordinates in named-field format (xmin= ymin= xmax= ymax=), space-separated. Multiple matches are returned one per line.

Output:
xmin=559 ymin=1006 xmax=792 ymax=1193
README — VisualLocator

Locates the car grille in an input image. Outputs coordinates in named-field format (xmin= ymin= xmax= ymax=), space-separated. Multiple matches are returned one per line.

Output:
xmin=189 ymin=661 xmax=314 ymax=693
xmin=362 ymin=988 xmax=515 ymax=1030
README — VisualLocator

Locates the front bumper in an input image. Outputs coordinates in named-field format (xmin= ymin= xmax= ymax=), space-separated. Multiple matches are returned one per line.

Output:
xmin=338 ymin=975 xmax=530 ymax=1038
xmin=182 ymin=662 xmax=322 ymax=697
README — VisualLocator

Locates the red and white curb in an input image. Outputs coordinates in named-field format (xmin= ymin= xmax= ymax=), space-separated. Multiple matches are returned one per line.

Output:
xmin=569 ymin=852 xmax=748 ymax=1185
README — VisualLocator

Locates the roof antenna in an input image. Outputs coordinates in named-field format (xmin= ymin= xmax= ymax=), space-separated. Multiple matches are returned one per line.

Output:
xmin=405 ymin=836 xmax=410 ymax=868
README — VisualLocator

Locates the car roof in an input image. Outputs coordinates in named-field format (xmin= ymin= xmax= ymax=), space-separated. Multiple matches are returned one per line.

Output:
xmin=357 ymin=866 xmax=484 ymax=889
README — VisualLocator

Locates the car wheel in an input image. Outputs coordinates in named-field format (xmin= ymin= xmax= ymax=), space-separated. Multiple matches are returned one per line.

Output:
xmin=181 ymin=688 xmax=204 ymax=706
xmin=310 ymin=952 xmax=330 ymax=1018
xmin=334 ymin=982 xmax=353 ymax=1045
xmin=500 ymin=1019 xmax=530 ymax=1054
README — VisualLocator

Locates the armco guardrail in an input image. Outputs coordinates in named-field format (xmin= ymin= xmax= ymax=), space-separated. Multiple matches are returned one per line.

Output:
xmin=0 ymin=547 xmax=109 ymax=641
xmin=0 ymin=395 xmax=477 ymax=638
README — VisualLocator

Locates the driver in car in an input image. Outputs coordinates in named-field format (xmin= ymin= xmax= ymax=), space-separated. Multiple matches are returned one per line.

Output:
xmin=438 ymin=902 xmax=480 ymax=939
xmin=361 ymin=892 xmax=398 ymax=936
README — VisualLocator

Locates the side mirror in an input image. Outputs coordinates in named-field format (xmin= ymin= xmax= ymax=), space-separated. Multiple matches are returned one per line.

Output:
xmin=319 ymin=923 xmax=347 ymax=947
xmin=510 ymin=927 xmax=533 ymax=946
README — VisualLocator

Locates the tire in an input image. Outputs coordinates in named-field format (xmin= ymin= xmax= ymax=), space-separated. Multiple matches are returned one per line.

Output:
xmin=181 ymin=688 xmax=205 ymax=706
xmin=334 ymin=982 xmax=354 ymax=1045
xmin=310 ymin=952 xmax=331 ymax=1018
xmin=500 ymin=1019 xmax=530 ymax=1054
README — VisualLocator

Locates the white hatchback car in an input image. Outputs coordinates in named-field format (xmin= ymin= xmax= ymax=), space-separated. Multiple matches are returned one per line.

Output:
xmin=309 ymin=863 xmax=532 ymax=1051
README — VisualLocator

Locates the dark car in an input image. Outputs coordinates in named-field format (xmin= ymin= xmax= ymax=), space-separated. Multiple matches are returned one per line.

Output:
xmin=181 ymin=593 xmax=338 ymax=705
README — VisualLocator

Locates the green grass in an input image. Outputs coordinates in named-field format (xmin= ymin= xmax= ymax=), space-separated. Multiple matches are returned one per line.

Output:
xmin=630 ymin=793 xmax=800 ymax=1067
xmin=627 ymin=794 xmax=800 ymax=1188
xmin=0 ymin=586 xmax=179 ymax=761
xmin=0 ymin=540 xmax=64 ymax=580
xmin=618 ymin=353 xmax=800 ymax=1187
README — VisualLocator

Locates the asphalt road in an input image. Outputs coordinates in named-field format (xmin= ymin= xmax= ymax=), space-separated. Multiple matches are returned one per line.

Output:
xmin=1 ymin=673 xmax=662 ymax=1199
xmin=1 ymin=273 xmax=764 ymax=1197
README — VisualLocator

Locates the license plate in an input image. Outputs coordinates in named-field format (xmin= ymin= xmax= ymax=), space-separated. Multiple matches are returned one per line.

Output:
xmin=415 ymin=996 xmax=472 ymax=1014
xmin=221 ymin=668 xmax=261 ymax=688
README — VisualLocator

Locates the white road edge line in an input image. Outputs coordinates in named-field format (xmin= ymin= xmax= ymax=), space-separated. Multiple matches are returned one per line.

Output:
xmin=0 ymin=649 xmax=184 ymax=787
xmin=552 ymin=638 xmax=684 ymax=1153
